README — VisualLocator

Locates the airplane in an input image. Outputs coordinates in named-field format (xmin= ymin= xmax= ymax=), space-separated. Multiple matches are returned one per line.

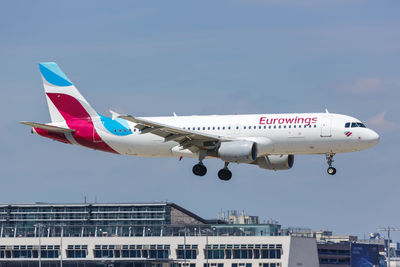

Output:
xmin=21 ymin=62 xmax=380 ymax=181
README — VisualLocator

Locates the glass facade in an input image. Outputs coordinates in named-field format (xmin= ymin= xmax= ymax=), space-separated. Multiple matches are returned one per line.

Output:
xmin=0 ymin=203 xmax=281 ymax=238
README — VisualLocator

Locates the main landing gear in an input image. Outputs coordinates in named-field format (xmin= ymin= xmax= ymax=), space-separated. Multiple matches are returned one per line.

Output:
xmin=192 ymin=162 xmax=232 ymax=181
xmin=218 ymin=162 xmax=232 ymax=181
xmin=192 ymin=163 xmax=207 ymax=176
xmin=192 ymin=150 xmax=207 ymax=176
xmin=191 ymin=150 xmax=232 ymax=180
xmin=326 ymin=153 xmax=336 ymax=175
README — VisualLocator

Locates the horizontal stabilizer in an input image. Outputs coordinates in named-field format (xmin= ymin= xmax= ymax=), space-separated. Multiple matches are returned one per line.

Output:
xmin=19 ymin=121 xmax=75 ymax=133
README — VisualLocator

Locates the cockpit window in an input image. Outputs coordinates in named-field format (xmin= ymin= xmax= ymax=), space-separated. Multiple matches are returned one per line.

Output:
xmin=349 ymin=122 xmax=367 ymax=128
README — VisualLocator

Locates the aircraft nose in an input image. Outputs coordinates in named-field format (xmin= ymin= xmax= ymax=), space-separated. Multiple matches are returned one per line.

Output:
xmin=366 ymin=129 xmax=380 ymax=146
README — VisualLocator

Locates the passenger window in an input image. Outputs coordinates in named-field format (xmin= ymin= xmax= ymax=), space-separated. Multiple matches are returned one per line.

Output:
xmin=254 ymin=126 xmax=256 ymax=129
xmin=217 ymin=127 xmax=220 ymax=130
xmin=284 ymin=125 xmax=286 ymax=128
xmin=314 ymin=125 xmax=317 ymax=128
xmin=299 ymin=125 xmax=301 ymax=128
xmin=203 ymin=127 xmax=205 ymax=130
xmin=269 ymin=126 xmax=271 ymax=129
xmin=197 ymin=127 xmax=200 ymax=130
xmin=222 ymin=127 xmax=225 ymax=130
xmin=236 ymin=126 xmax=239 ymax=130
xmin=294 ymin=125 xmax=296 ymax=128
xmin=228 ymin=126 xmax=231 ymax=130
xmin=345 ymin=122 xmax=350 ymax=128
xmin=208 ymin=127 xmax=210 ymax=130
xmin=259 ymin=126 xmax=261 ymax=129
xmin=274 ymin=125 xmax=276 ymax=129
xmin=244 ymin=126 xmax=246 ymax=129
xmin=264 ymin=126 xmax=266 ymax=129
xmin=212 ymin=127 xmax=215 ymax=130
xmin=351 ymin=122 xmax=358 ymax=128
xmin=279 ymin=125 xmax=281 ymax=128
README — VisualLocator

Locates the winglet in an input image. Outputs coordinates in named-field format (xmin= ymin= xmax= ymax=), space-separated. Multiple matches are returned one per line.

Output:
xmin=325 ymin=108 xmax=330 ymax=114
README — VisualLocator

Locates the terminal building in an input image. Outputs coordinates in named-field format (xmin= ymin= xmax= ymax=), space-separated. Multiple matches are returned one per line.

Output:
xmin=0 ymin=203 xmax=319 ymax=267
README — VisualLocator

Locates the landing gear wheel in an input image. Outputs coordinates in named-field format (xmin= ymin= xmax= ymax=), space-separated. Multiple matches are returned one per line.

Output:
xmin=192 ymin=164 xmax=207 ymax=176
xmin=218 ymin=169 xmax=232 ymax=181
xmin=327 ymin=167 xmax=336 ymax=175
xmin=325 ymin=154 xmax=336 ymax=175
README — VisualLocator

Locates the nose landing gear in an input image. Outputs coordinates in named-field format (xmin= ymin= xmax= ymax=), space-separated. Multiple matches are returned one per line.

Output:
xmin=326 ymin=154 xmax=336 ymax=175
xmin=218 ymin=162 xmax=232 ymax=181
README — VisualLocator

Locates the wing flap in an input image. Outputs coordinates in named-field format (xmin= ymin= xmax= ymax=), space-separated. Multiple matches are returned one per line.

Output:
xmin=20 ymin=121 xmax=75 ymax=133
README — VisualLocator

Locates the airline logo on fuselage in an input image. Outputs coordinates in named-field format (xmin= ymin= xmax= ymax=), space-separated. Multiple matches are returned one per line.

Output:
xmin=344 ymin=131 xmax=352 ymax=137
xmin=259 ymin=116 xmax=318 ymax=126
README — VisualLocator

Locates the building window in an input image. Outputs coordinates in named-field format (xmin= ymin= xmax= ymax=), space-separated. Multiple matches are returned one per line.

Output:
xmin=149 ymin=249 xmax=169 ymax=259
xmin=206 ymin=249 xmax=225 ymax=259
xmin=40 ymin=250 xmax=59 ymax=258
xmin=177 ymin=249 xmax=197 ymax=259
xmin=66 ymin=250 xmax=87 ymax=258
xmin=94 ymin=250 xmax=113 ymax=258
xmin=261 ymin=249 xmax=281 ymax=259
xmin=233 ymin=249 xmax=253 ymax=259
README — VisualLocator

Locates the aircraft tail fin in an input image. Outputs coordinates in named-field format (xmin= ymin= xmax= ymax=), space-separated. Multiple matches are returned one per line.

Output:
xmin=39 ymin=62 xmax=98 ymax=123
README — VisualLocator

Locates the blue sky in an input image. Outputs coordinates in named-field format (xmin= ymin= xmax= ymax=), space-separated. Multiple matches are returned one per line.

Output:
xmin=1 ymin=1 xmax=400 ymax=239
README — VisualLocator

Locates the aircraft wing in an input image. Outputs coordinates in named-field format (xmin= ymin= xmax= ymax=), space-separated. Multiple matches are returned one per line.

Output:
xmin=119 ymin=115 xmax=231 ymax=151
xmin=20 ymin=121 xmax=75 ymax=133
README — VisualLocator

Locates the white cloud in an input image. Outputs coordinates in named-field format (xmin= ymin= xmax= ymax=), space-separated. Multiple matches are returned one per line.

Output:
xmin=367 ymin=112 xmax=399 ymax=132
xmin=340 ymin=78 xmax=390 ymax=94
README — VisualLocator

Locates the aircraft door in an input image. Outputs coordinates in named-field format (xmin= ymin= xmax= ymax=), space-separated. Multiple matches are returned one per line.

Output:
xmin=320 ymin=116 xmax=332 ymax=137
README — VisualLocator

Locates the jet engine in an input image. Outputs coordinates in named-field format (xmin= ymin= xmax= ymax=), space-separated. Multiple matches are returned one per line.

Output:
xmin=218 ymin=141 xmax=257 ymax=163
xmin=256 ymin=155 xmax=294 ymax=170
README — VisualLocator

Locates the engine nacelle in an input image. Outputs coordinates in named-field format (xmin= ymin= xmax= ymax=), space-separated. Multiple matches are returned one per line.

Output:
xmin=218 ymin=141 xmax=257 ymax=163
xmin=256 ymin=155 xmax=294 ymax=170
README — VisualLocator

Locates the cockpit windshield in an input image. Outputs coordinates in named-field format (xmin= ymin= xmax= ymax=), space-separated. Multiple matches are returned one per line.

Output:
xmin=345 ymin=122 xmax=366 ymax=128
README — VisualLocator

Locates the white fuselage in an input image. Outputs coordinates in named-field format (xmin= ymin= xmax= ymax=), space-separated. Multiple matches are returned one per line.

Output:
xmin=95 ymin=112 xmax=379 ymax=159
